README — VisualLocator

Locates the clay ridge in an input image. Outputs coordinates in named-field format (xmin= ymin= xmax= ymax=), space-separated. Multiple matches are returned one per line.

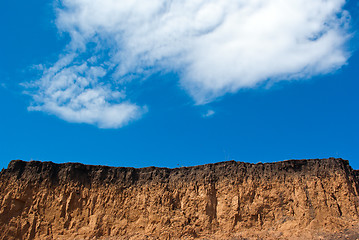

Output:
xmin=1 ymin=158 xmax=359 ymax=240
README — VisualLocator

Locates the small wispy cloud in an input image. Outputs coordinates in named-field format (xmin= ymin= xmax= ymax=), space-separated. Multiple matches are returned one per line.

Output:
xmin=203 ymin=110 xmax=215 ymax=118
xmin=25 ymin=0 xmax=352 ymax=128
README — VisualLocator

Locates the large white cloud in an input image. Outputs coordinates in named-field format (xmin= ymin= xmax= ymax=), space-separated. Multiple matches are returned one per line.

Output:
xmin=27 ymin=0 xmax=351 ymax=128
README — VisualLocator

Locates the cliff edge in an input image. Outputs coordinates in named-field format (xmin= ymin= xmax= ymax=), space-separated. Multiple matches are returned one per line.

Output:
xmin=0 ymin=158 xmax=359 ymax=239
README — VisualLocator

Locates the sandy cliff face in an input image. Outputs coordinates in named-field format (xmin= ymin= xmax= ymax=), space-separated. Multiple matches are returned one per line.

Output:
xmin=0 ymin=158 xmax=358 ymax=239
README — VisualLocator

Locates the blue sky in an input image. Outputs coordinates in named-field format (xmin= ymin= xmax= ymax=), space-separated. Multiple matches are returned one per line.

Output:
xmin=0 ymin=0 xmax=358 ymax=170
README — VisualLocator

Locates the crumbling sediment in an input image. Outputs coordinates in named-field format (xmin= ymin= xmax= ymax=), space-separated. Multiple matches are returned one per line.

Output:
xmin=0 ymin=158 xmax=358 ymax=239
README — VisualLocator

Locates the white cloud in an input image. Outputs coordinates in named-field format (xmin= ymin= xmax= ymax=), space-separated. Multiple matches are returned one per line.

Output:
xmin=27 ymin=54 xmax=146 ymax=128
xmin=203 ymin=109 xmax=215 ymax=118
xmin=27 ymin=0 xmax=352 ymax=127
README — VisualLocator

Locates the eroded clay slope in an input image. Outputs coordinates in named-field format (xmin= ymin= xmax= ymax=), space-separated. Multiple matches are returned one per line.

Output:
xmin=0 ymin=158 xmax=359 ymax=239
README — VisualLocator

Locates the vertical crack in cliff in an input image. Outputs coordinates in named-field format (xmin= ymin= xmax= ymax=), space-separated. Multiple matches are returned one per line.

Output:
xmin=205 ymin=183 xmax=217 ymax=223
xmin=331 ymin=193 xmax=343 ymax=217
xmin=233 ymin=192 xmax=241 ymax=229
xmin=304 ymin=184 xmax=316 ymax=221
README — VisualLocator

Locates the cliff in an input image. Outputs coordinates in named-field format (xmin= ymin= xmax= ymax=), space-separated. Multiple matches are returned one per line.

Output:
xmin=0 ymin=158 xmax=359 ymax=239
